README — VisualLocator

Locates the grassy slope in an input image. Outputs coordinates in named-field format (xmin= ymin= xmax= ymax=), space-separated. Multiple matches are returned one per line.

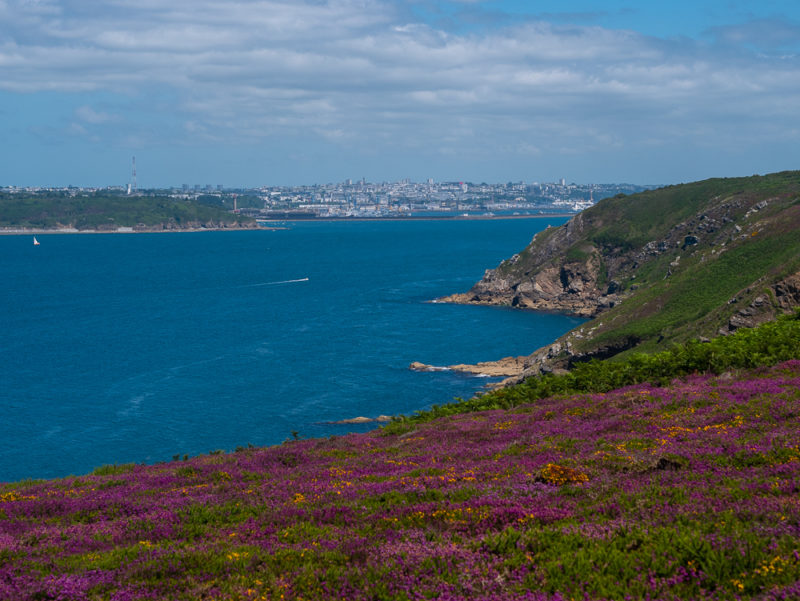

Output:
xmin=595 ymin=223 xmax=800 ymax=352
xmin=495 ymin=171 xmax=800 ymax=358
xmin=582 ymin=171 xmax=800 ymax=255
xmin=582 ymin=174 xmax=793 ymax=251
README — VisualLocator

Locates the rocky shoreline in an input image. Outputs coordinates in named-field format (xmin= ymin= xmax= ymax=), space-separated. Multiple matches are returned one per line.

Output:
xmin=326 ymin=415 xmax=394 ymax=425
xmin=409 ymin=356 xmax=528 ymax=378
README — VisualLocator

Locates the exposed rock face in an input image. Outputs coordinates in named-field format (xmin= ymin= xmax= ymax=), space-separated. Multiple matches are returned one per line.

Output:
xmin=719 ymin=272 xmax=800 ymax=335
xmin=439 ymin=256 xmax=621 ymax=318
xmin=439 ymin=218 xmax=622 ymax=317
xmin=774 ymin=273 xmax=800 ymax=310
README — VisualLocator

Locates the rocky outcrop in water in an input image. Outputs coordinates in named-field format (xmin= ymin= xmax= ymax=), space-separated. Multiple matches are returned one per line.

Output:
xmin=409 ymin=356 xmax=527 ymax=378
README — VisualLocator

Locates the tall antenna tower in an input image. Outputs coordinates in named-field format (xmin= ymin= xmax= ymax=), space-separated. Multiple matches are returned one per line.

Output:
xmin=131 ymin=156 xmax=137 ymax=194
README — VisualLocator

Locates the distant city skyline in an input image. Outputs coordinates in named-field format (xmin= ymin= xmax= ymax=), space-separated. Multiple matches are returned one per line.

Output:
xmin=1 ymin=1 xmax=799 ymax=188
xmin=3 ymin=175 xmax=645 ymax=191
xmin=3 ymin=178 xmax=646 ymax=221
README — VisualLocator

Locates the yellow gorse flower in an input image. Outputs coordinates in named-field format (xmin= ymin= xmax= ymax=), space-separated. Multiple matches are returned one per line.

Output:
xmin=539 ymin=463 xmax=589 ymax=485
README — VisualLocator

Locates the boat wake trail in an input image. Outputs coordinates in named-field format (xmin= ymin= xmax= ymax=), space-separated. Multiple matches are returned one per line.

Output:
xmin=243 ymin=277 xmax=310 ymax=288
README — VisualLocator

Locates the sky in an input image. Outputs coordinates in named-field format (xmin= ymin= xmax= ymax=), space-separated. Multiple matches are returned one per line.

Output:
xmin=1 ymin=0 xmax=799 ymax=188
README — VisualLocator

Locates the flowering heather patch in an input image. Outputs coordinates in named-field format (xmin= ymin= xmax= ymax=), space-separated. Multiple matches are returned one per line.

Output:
xmin=2 ymin=362 xmax=800 ymax=600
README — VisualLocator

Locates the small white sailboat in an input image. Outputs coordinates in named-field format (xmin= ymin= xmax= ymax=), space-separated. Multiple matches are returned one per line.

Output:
xmin=33 ymin=236 xmax=40 ymax=246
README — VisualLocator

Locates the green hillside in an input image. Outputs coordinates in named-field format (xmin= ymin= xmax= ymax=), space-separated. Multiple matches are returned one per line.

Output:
xmin=0 ymin=190 xmax=256 ymax=231
xmin=448 ymin=171 xmax=800 ymax=370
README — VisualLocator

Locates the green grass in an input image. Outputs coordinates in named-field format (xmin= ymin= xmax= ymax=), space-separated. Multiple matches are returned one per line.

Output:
xmin=595 ymin=229 xmax=800 ymax=352
xmin=91 ymin=463 xmax=137 ymax=476
xmin=588 ymin=171 xmax=800 ymax=249
xmin=564 ymin=246 xmax=592 ymax=263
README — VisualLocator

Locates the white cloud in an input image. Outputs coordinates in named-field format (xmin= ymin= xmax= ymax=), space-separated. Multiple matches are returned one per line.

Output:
xmin=1 ymin=0 xmax=799 ymax=182
xmin=707 ymin=18 xmax=800 ymax=50
xmin=75 ymin=105 xmax=115 ymax=124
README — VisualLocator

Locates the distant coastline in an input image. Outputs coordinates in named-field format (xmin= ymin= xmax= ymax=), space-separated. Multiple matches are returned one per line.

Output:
xmin=1 ymin=214 xmax=573 ymax=234
xmin=0 ymin=224 xmax=277 ymax=235
xmin=257 ymin=213 xmax=576 ymax=223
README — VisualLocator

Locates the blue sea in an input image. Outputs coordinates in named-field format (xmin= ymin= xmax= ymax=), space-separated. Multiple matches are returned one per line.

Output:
xmin=0 ymin=218 xmax=584 ymax=482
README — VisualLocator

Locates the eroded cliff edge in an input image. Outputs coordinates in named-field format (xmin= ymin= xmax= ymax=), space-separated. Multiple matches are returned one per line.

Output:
xmin=438 ymin=213 xmax=623 ymax=318
xmin=434 ymin=171 xmax=800 ymax=380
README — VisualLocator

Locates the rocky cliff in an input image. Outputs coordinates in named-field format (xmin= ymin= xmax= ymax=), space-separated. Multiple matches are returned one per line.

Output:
xmin=438 ymin=171 xmax=800 ymax=376
xmin=439 ymin=215 xmax=620 ymax=317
